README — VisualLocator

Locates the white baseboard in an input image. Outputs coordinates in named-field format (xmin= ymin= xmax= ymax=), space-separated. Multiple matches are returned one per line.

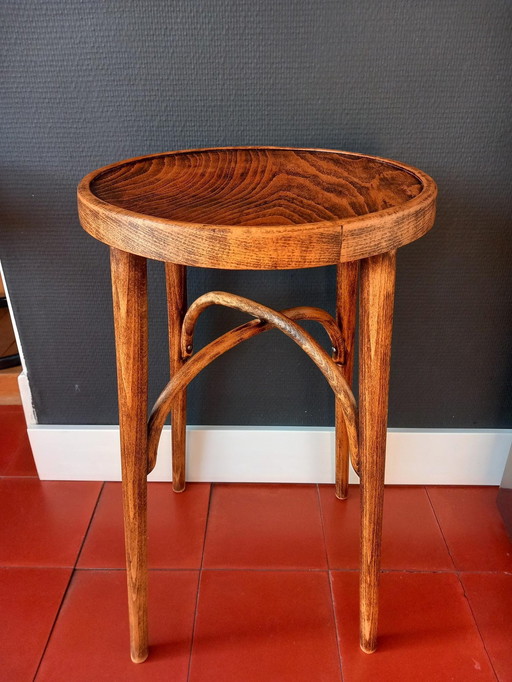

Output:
xmin=29 ymin=424 xmax=511 ymax=485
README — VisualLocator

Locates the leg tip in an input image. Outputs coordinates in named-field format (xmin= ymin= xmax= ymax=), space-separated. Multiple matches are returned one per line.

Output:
xmin=360 ymin=640 xmax=377 ymax=654
xmin=172 ymin=483 xmax=186 ymax=493
xmin=335 ymin=484 xmax=348 ymax=500
xmin=131 ymin=649 xmax=149 ymax=664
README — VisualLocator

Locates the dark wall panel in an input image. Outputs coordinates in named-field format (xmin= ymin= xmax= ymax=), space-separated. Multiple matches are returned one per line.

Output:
xmin=1 ymin=1 xmax=511 ymax=427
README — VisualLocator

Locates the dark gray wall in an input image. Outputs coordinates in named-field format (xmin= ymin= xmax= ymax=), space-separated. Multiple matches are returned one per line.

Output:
xmin=1 ymin=0 xmax=511 ymax=427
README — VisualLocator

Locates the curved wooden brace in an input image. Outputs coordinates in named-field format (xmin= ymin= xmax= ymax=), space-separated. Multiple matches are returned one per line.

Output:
xmin=147 ymin=291 xmax=359 ymax=476
xmin=181 ymin=301 xmax=346 ymax=364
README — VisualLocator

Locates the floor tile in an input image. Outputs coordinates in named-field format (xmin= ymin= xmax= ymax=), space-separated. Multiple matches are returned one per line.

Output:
xmin=203 ymin=484 xmax=326 ymax=569
xmin=189 ymin=569 xmax=341 ymax=682
xmin=36 ymin=569 xmax=198 ymax=682
xmin=331 ymin=571 xmax=495 ymax=682
xmin=0 ymin=479 xmax=102 ymax=566
xmin=461 ymin=573 xmax=512 ymax=682
xmin=0 ymin=405 xmax=37 ymax=476
xmin=0 ymin=567 xmax=71 ymax=681
xmin=78 ymin=482 xmax=210 ymax=569
xmin=427 ymin=487 xmax=512 ymax=571
xmin=320 ymin=485 xmax=454 ymax=570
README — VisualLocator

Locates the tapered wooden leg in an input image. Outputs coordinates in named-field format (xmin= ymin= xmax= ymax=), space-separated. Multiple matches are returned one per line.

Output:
xmin=110 ymin=247 xmax=149 ymax=663
xmin=335 ymin=261 xmax=358 ymax=499
xmin=165 ymin=263 xmax=187 ymax=492
xmin=358 ymin=250 xmax=396 ymax=653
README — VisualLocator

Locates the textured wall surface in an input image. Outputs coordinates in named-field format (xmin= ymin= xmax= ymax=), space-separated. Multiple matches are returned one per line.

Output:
xmin=1 ymin=0 xmax=511 ymax=427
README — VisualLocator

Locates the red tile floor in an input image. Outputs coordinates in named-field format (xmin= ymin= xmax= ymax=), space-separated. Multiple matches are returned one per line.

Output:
xmin=1 ymin=405 xmax=511 ymax=681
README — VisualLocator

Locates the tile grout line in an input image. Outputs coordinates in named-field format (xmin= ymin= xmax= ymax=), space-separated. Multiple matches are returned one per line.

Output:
xmin=73 ymin=482 xmax=106 ymax=567
xmin=424 ymin=486 xmax=458 ymax=570
xmin=0 ymin=474 xmax=39 ymax=479
xmin=456 ymin=572 xmax=500 ymax=682
xmin=2 ymin=563 xmax=507 ymax=575
xmin=425 ymin=486 xmax=500 ymax=682
xmin=30 ymin=569 xmax=75 ymax=682
xmin=31 ymin=481 xmax=105 ymax=682
xmin=186 ymin=481 xmax=213 ymax=682
xmin=316 ymin=484 xmax=345 ymax=682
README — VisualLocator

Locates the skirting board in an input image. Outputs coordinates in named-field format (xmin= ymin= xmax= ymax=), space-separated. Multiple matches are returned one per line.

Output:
xmin=29 ymin=425 xmax=512 ymax=485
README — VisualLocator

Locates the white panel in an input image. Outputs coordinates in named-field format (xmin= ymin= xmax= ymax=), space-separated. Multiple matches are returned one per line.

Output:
xmin=29 ymin=425 xmax=512 ymax=485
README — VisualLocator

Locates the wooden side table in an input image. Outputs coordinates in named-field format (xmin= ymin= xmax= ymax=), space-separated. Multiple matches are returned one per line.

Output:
xmin=78 ymin=146 xmax=437 ymax=663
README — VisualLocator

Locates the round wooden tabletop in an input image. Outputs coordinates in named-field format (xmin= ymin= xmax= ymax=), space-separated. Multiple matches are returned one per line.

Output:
xmin=78 ymin=146 xmax=437 ymax=269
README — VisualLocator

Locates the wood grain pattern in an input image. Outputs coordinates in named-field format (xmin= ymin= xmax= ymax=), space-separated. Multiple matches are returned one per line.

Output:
xmin=110 ymin=248 xmax=149 ymax=663
xmin=335 ymin=260 xmax=359 ymax=499
xmin=91 ymin=149 xmax=421 ymax=225
xmin=358 ymin=251 xmax=396 ymax=654
xmin=78 ymin=146 xmax=437 ymax=269
xmin=165 ymin=263 xmax=187 ymax=493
